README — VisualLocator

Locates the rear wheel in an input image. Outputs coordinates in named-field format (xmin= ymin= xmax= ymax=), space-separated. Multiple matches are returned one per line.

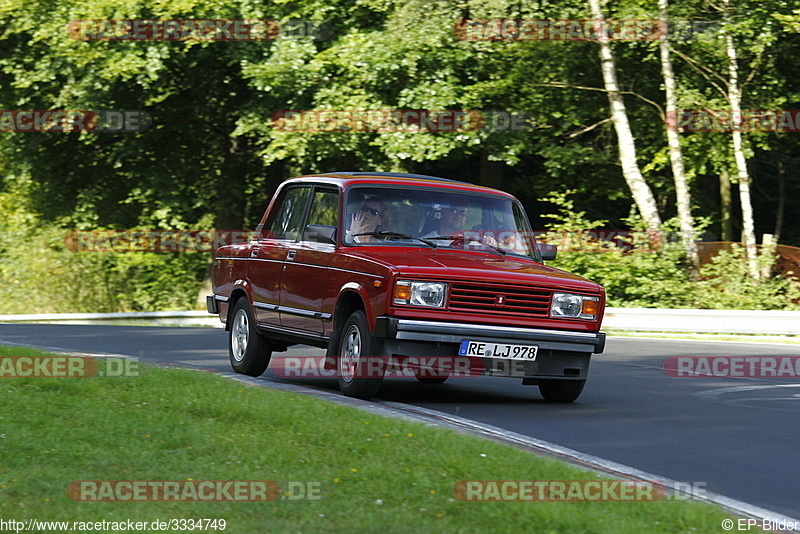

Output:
xmin=228 ymin=298 xmax=272 ymax=377
xmin=538 ymin=379 xmax=586 ymax=403
xmin=335 ymin=310 xmax=384 ymax=399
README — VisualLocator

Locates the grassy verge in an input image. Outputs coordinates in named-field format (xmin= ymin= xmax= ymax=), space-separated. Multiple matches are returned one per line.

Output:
xmin=0 ymin=346 xmax=733 ymax=533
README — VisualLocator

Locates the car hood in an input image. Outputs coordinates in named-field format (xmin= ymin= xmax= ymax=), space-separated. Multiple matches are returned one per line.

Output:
xmin=347 ymin=247 xmax=603 ymax=293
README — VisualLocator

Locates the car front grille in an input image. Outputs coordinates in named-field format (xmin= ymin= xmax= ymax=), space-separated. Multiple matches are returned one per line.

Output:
xmin=447 ymin=282 xmax=551 ymax=317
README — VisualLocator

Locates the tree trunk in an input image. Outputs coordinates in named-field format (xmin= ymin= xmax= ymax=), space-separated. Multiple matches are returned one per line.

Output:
xmin=587 ymin=0 xmax=662 ymax=232
xmin=775 ymin=156 xmax=785 ymax=243
xmin=760 ymin=233 xmax=776 ymax=279
xmin=725 ymin=28 xmax=759 ymax=279
xmin=658 ymin=0 xmax=699 ymax=276
xmin=479 ymin=151 xmax=503 ymax=189
xmin=719 ymin=168 xmax=733 ymax=241
xmin=215 ymin=135 xmax=249 ymax=231
xmin=195 ymin=134 xmax=250 ymax=309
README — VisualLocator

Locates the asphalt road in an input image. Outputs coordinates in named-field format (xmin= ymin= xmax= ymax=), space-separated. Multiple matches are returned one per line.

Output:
xmin=2 ymin=323 xmax=799 ymax=519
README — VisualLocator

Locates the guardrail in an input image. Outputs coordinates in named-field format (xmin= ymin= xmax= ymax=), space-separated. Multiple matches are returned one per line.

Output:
xmin=1 ymin=308 xmax=799 ymax=335
xmin=601 ymin=308 xmax=800 ymax=336
xmin=0 ymin=310 xmax=221 ymax=327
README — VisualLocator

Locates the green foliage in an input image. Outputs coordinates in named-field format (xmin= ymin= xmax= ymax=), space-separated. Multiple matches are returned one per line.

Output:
xmin=542 ymin=192 xmax=800 ymax=310
xmin=0 ymin=226 xmax=207 ymax=314
xmin=0 ymin=182 xmax=206 ymax=313
xmin=695 ymin=245 xmax=800 ymax=310
xmin=1 ymin=0 xmax=799 ymax=312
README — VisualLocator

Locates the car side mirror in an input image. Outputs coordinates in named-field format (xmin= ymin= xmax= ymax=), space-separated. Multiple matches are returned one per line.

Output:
xmin=539 ymin=246 xmax=557 ymax=261
xmin=303 ymin=224 xmax=336 ymax=244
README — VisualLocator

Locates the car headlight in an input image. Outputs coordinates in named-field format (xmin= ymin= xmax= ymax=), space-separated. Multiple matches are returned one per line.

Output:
xmin=550 ymin=293 xmax=600 ymax=320
xmin=393 ymin=280 xmax=447 ymax=308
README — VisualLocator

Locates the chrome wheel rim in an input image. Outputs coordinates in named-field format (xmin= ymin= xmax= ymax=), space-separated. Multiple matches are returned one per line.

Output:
xmin=339 ymin=324 xmax=361 ymax=383
xmin=231 ymin=309 xmax=249 ymax=362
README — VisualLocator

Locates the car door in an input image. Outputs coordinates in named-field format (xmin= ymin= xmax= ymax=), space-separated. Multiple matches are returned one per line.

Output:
xmin=248 ymin=185 xmax=312 ymax=325
xmin=278 ymin=185 xmax=339 ymax=334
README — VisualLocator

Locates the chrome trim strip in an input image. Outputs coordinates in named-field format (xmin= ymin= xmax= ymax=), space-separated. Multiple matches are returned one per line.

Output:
xmin=213 ymin=294 xmax=229 ymax=302
xmin=394 ymin=332 xmax=598 ymax=353
xmin=395 ymin=319 xmax=598 ymax=339
xmin=254 ymin=302 xmax=331 ymax=321
xmin=279 ymin=306 xmax=315 ymax=317
xmin=214 ymin=256 xmax=385 ymax=279
xmin=247 ymin=258 xmax=283 ymax=263
xmin=328 ymin=266 xmax=388 ymax=278
xmin=279 ymin=305 xmax=330 ymax=320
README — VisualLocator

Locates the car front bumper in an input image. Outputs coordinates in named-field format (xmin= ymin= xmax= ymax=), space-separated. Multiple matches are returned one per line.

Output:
xmin=374 ymin=317 xmax=605 ymax=353
xmin=373 ymin=317 xmax=605 ymax=382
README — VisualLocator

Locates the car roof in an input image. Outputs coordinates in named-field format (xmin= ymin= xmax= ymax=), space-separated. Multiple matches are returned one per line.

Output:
xmin=285 ymin=171 xmax=514 ymax=197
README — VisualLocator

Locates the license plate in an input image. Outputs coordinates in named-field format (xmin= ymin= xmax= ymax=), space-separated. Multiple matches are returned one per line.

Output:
xmin=458 ymin=340 xmax=538 ymax=360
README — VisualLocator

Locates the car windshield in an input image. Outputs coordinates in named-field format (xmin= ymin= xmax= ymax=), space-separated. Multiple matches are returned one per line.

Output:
xmin=344 ymin=186 xmax=541 ymax=259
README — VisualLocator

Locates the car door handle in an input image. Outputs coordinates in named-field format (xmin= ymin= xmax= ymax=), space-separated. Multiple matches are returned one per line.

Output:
xmin=286 ymin=250 xmax=297 ymax=261
xmin=251 ymin=247 xmax=259 ymax=257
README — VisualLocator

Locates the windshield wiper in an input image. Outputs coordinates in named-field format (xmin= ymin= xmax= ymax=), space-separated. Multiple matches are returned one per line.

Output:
xmin=351 ymin=231 xmax=438 ymax=248
xmin=427 ymin=235 xmax=508 ymax=256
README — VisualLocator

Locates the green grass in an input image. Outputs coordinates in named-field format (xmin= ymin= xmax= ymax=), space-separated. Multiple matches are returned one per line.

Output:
xmin=0 ymin=346 xmax=734 ymax=533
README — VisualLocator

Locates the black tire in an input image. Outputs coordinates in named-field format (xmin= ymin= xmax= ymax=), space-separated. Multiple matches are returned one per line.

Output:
xmin=538 ymin=379 xmax=586 ymax=403
xmin=228 ymin=298 xmax=272 ymax=377
xmin=334 ymin=310 xmax=384 ymax=399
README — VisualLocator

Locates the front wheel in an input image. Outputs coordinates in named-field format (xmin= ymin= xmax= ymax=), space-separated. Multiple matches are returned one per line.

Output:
xmin=228 ymin=298 xmax=272 ymax=377
xmin=538 ymin=379 xmax=586 ymax=403
xmin=335 ymin=310 xmax=384 ymax=399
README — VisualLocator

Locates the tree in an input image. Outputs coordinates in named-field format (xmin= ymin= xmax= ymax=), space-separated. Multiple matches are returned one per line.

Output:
xmin=586 ymin=0 xmax=662 ymax=232
xmin=658 ymin=0 xmax=700 ymax=274
xmin=665 ymin=0 xmax=796 ymax=276
xmin=722 ymin=0 xmax=758 ymax=278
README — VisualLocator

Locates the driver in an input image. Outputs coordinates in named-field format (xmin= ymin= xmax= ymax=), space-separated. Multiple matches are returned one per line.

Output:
xmin=421 ymin=203 xmax=503 ymax=249
xmin=421 ymin=204 xmax=469 ymax=241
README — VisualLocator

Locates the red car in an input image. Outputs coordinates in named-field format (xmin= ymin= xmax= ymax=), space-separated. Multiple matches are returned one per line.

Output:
xmin=207 ymin=172 xmax=606 ymax=402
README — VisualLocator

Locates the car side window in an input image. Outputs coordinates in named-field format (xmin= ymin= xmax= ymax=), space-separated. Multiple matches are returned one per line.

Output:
xmin=307 ymin=189 xmax=338 ymax=226
xmin=303 ymin=188 xmax=339 ymax=244
xmin=266 ymin=186 xmax=311 ymax=241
